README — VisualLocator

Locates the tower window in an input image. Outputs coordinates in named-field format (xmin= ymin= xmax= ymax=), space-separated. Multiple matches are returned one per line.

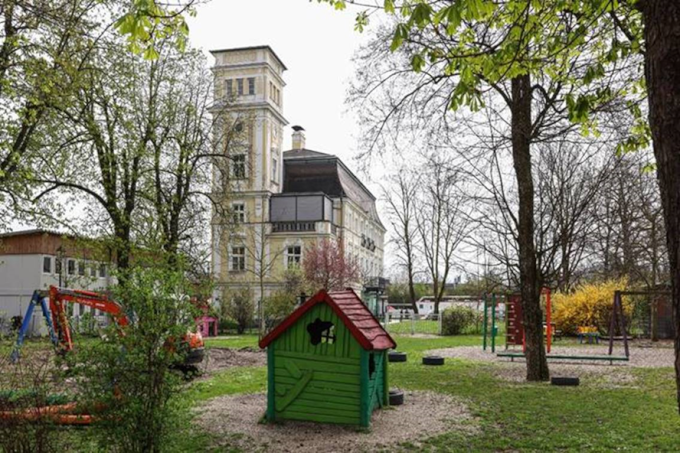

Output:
xmin=226 ymin=79 xmax=233 ymax=97
xmin=286 ymin=246 xmax=301 ymax=269
xmin=271 ymin=156 xmax=278 ymax=183
xmin=233 ymin=154 xmax=246 ymax=179
xmin=237 ymin=78 xmax=244 ymax=96
xmin=231 ymin=246 xmax=245 ymax=271
xmin=248 ymin=77 xmax=255 ymax=95
xmin=232 ymin=203 xmax=245 ymax=224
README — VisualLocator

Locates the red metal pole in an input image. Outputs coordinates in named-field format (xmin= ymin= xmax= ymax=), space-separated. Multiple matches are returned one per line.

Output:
xmin=545 ymin=288 xmax=552 ymax=354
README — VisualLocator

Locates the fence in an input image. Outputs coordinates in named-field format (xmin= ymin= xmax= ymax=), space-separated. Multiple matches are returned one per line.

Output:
xmin=383 ymin=311 xmax=442 ymax=336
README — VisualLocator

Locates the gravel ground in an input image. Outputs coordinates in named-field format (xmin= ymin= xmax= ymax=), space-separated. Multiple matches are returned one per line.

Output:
xmin=199 ymin=347 xmax=266 ymax=376
xmin=427 ymin=345 xmax=674 ymax=385
xmin=194 ymin=391 xmax=477 ymax=452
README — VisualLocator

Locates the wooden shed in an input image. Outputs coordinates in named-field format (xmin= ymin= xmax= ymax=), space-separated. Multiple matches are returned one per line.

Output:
xmin=258 ymin=289 xmax=397 ymax=427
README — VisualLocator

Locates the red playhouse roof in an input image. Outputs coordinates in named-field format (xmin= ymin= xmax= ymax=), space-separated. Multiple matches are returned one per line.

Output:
xmin=259 ymin=288 xmax=396 ymax=351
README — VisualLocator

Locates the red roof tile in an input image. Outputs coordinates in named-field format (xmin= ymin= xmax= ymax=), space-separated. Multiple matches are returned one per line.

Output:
xmin=259 ymin=288 xmax=396 ymax=351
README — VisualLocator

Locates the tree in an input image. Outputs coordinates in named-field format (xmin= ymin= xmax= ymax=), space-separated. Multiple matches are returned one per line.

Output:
xmin=238 ymin=221 xmax=286 ymax=337
xmin=29 ymin=30 xmax=238 ymax=284
xmin=383 ymin=170 xmax=421 ymax=313
xmin=302 ymin=237 xmax=360 ymax=292
xmin=0 ymin=0 xmax=104 ymax=227
xmin=416 ymin=155 xmax=471 ymax=314
xmin=222 ymin=287 xmax=254 ymax=335
xmin=637 ymin=1 xmax=680 ymax=411
xmin=319 ymin=0 xmax=638 ymax=382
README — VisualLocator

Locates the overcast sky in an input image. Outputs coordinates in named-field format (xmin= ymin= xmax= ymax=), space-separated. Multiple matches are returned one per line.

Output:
xmin=187 ymin=0 xmax=373 ymax=182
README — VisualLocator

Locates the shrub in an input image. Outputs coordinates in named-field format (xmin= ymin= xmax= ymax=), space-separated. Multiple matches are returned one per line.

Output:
xmin=71 ymin=267 xmax=196 ymax=452
xmin=441 ymin=306 xmax=479 ymax=335
xmin=0 ymin=349 xmax=70 ymax=452
xmin=218 ymin=318 xmax=239 ymax=334
xmin=552 ymin=278 xmax=630 ymax=335
xmin=222 ymin=288 xmax=254 ymax=335
xmin=264 ymin=291 xmax=297 ymax=332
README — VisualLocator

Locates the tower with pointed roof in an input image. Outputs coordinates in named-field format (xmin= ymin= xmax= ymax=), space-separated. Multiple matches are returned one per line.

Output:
xmin=211 ymin=47 xmax=386 ymax=315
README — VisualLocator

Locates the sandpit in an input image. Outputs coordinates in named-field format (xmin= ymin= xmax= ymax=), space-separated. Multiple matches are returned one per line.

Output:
xmin=194 ymin=391 xmax=477 ymax=452
xmin=200 ymin=347 xmax=266 ymax=375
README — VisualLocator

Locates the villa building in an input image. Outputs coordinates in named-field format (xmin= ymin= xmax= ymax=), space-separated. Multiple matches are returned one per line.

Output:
xmin=210 ymin=46 xmax=386 ymax=312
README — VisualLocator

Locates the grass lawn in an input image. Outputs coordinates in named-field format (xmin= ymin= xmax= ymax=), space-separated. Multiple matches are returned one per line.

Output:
xmin=3 ymin=334 xmax=677 ymax=451
xmin=188 ymin=334 xmax=680 ymax=452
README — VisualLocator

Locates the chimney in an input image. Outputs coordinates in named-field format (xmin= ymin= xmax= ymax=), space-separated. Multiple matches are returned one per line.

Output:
xmin=292 ymin=125 xmax=306 ymax=150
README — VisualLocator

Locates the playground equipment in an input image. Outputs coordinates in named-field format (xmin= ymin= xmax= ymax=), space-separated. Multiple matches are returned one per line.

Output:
xmin=11 ymin=286 xmax=205 ymax=366
xmin=7 ymin=286 xmax=206 ymax=425
xmin=503 ymin=288 xmax=554 ymax=353
xmin=259 ymin=288 xmax=396 ymax=428
xmin=482 ymin=289 xmax=557 ymax=354
xmin=497 ymin=288 xmax=631 ymax=363
xmin=482 ymin=293 xmax=507 ymax=353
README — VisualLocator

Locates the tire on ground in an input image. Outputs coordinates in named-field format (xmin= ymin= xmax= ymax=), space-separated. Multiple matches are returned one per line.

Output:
xmin=422 ymin=355 xmax=445 ymax=366
xmin=389 ymin=389 xmax=404 ymax=406
xmin=388 ymin=351 xmax=407 ymax=363
xmin=551 ymin=376 xmax=580 ymax=386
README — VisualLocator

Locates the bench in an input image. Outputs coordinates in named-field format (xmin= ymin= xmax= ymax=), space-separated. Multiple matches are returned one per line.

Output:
xmin=497 ymin=352 xmax=629 ymax=365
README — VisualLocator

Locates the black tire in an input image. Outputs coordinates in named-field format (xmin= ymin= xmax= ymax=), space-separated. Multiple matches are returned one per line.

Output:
xmin=388 ymin=351 xmax=407 ymax=363
xmin=422 ymin=355 xmax=445 ymax=366
xmin=389 ymin=389 xmax=404 ymax=406
xmin=551 ymin=377 xmax=580 ymax=386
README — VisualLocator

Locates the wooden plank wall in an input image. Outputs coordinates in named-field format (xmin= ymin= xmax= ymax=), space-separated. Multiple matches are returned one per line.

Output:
xmin=273 ymin=303 xmax=362 ymax=425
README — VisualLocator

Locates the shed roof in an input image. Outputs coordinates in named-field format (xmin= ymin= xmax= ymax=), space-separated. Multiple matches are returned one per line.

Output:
xmin=259 ymin=289 xmax=396 ymax=351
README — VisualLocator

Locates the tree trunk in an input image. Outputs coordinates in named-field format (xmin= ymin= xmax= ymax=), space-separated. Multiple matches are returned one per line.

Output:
xmin=641 ymin=0 xmax=680 ymax=412
xmin=510 ymin=74 xmax=549 ymax=381
xmin=408 ymin=257 xmax=419 ymax=314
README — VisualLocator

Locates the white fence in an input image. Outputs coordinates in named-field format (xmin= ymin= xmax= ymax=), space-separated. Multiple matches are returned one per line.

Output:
xmin=383 ymin=311 xmax=442 ymax=336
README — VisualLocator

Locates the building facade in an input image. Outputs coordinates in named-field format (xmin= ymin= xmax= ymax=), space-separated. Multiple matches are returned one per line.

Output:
xmin=211 ymin=46 xmax=386 ymax=310
xmin=0 ymin=229 xmax=114 ymax=334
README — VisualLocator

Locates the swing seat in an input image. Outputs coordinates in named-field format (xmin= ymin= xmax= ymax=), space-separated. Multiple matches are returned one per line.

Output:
xmin=497 ymin=352 xmax=629 ymax=364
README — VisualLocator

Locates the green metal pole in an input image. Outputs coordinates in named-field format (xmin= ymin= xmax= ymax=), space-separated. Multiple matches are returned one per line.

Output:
xmin=491 ymin=293 xmax=497 ymax=353
xmin=482 ymin=294 xmax=488 ymax=351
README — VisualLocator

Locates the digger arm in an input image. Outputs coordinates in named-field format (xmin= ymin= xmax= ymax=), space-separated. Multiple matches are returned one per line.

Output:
xmin=48 ymin=286 xmax=129 ymax=352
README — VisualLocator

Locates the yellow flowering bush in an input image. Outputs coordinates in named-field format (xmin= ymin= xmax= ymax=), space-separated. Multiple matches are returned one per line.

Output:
xmin=552 ymin=279 xmax=630 ymax=335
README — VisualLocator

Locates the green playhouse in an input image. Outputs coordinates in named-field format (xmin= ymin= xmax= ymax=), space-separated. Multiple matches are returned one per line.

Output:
xmin=258 ymin=289 xmax=397 ymax=427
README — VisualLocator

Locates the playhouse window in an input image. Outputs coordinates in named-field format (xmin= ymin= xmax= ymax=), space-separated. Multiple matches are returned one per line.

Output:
xmin=307 ymin=317 xmax=336 ymax=345
xmin=369 ymin=353 xmax=376 ymax=379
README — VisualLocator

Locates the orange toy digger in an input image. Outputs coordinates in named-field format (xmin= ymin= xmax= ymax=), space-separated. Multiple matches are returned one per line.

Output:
xmin=11 ymin=286 xmax=205 ymax=367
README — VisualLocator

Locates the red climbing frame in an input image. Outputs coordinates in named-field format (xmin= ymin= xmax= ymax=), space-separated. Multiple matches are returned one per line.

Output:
xmin=505 ymin=288 xmax=552 ymax=353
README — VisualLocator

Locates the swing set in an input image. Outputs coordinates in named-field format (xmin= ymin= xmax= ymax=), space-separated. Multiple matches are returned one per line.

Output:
xmin=483 ymin=288 xmax=630 ymax=364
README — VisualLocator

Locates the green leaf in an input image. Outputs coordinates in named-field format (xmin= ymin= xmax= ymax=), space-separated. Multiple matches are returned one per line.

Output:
xmin=390 ymin=23 xmax=409 ymax=52
xmin=384 ymin=0 xmax=395 ymax=14
xmin=412 ymin=53 xmax=425 ymax=72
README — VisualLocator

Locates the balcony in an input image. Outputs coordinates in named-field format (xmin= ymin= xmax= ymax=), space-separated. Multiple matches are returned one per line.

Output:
xmin=271 ymin=222 xmax=316 ymax=233
xmin=364 ymin=277 xmax=390 ymax=293
xmin=270 ymin=192 xmax=339 ymax=235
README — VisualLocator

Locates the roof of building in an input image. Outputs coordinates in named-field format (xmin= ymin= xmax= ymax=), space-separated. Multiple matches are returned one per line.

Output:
xmin=283 ymin=148 xmax=335 ymax=160
xmin=209 ymin=45 xmax=287 ymax=70
xmin=259 ymin=289 xmax=396 ymax=351
xmin=0 ymin=228 xmax=71 ymax=238
xmin=282 ymin=149 xmax=384 ymax=229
